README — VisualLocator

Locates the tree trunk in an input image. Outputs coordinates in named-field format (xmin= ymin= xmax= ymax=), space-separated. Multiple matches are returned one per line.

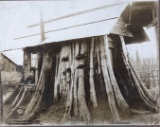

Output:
xmin=19 ymin=52 xmax=55 ymax=121
xmin=5 ymin=35 xmax=159 ymax=123
xmin=99 ymin=36 xmax=120 ymax=120
xmin=76 ymin=41 xmax=91 ymax=122
xmin=6 ymin=87 xmax=30 ymax=118
xmin=35 ymin=52 xmax=42 ymax=84
xmin=72 ymin=42 xmax=78 ymax=117
xmin=64 ymin=41 xmax=91 ymax=122
xmin=23 ymin=50 xmax=31 ymax=80
xmin=54 ymin=54 xmax=60 ymax=102
xmin=89 ymin=38 xmax=98 ymax=108
xmin=103 ymin=36 xmax=130 ymax=113
xmin=118 ymin=35 xmax=159 ymax=111
xmin=78 ymin=69 xmax=91 ymax=122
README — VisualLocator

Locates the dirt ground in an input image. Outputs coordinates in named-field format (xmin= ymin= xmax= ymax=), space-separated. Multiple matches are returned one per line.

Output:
xmin=3 ymin=88 xmax=160 ymax=126
xmin=33 ymin=98 xmax=160 ymax=125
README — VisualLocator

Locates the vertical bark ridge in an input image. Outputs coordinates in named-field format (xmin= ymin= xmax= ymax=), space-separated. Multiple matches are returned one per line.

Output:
xmin=89 ymin=37 xmax=98 ymax=108
xmin=77 ymin=40 xmax=91 ymax=122
xmin=99 ymin=36 xmax=120 ymax=120
xmin=10 ymin=87 xmax=24 ymax=108
xmin=102 ymin=36 xmax=130 ymax=113
xmin=118 ymin=36 xmax=159 ymax=111
xmin=53 ymin=54 xmax=59 ymax=102
xmin=19 ymin=52 xmax=54 ymax=121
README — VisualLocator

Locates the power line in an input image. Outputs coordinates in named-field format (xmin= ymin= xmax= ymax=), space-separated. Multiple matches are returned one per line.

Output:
xmin=1 ymin=48 xmax=23 ymax=52
xmin=14 ymin=17 xmax=118 ymax=40
xmin=27 ymin=2 xmax=127 ymax=27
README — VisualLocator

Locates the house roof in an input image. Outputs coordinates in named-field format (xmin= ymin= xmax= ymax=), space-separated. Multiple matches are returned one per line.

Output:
xmin=22 ymin=1 xmax=150 ymax=49
xmin=1 ymin=2 xmax=129 ymax=52
xmin=0 ymin=1 xmax=155 ymax=52
xmin=1 ymin=50 xmax=23 ymax=65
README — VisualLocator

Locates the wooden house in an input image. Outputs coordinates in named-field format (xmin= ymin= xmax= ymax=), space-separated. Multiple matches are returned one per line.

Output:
xmin=0 ymin=52 xmax=22 ymax=72
xmin=4 ymin=1 xmax=159 ymax=123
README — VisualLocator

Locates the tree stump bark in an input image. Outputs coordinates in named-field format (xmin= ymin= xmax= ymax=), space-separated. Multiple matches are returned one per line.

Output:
xmin=5 ymin=35 xmax=159 ymax=123
xmin=89 ymin=38 xmax=98 ymax=108
xmin=19 ymin=52 xmax=55 ymax=121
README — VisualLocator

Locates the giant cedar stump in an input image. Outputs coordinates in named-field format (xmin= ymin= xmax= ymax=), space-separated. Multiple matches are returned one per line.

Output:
xmin=5 ymin=35 xmax=159 ymax=123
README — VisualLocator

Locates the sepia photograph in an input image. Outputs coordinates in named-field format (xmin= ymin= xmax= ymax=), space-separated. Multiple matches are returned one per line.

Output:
xmin=0 ymin=0 xmax=159 ymax=126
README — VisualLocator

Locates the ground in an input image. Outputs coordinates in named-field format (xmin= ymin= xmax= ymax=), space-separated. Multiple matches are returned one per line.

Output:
xmin=2 ymin=85 xmax=160 ymax=126
xmin=35 ymin=103 xmax=160 ymax=125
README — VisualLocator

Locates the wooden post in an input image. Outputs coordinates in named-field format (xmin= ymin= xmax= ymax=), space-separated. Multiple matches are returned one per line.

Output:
xmin=0 ymin=69 xmax=3 ymax=125
xmin=0 ymin=62 xmax=5 ymax=125
xmin=23 ymin=49 xmax=31 ymax=80
xmin=35 ymin=54 xmax=38 ymax=85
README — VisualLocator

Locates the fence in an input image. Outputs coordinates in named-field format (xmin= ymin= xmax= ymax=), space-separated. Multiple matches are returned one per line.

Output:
xmin=137 ymin=69 xmax=159 ymax=89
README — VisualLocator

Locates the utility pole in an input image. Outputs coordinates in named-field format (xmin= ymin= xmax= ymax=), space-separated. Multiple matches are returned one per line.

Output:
xmin=14 ymin=2 xmax=127 ymax=40
xmin=40 ymin=10 xmax=45 ymax=42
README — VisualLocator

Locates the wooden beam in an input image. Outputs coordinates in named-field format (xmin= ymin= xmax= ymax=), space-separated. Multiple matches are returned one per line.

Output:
xmin=146 ymin=17 xmax=158 ymax=29
xmin=132 ymin=6 xmax=153 ymax=10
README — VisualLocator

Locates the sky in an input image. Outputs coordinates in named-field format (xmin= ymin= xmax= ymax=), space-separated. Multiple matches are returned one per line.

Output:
xmin=126 ymin=27 xmax=158 ymax=60
xmin=0 ymin=0 xmax=158 ymax=65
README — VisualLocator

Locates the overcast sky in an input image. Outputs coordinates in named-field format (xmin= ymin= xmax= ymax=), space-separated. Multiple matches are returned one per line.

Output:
xmin=126 ymin=27 xmax=158 ymax=60
xmin=0 ymin=0 xmax=158 ymax=65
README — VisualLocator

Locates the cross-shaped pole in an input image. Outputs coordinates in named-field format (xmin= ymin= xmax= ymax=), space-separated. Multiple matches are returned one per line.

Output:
xmin=13 ymin=2 xmax=127 ymax=40
xmin=40 ymin=10 xmax=45 ymax=42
